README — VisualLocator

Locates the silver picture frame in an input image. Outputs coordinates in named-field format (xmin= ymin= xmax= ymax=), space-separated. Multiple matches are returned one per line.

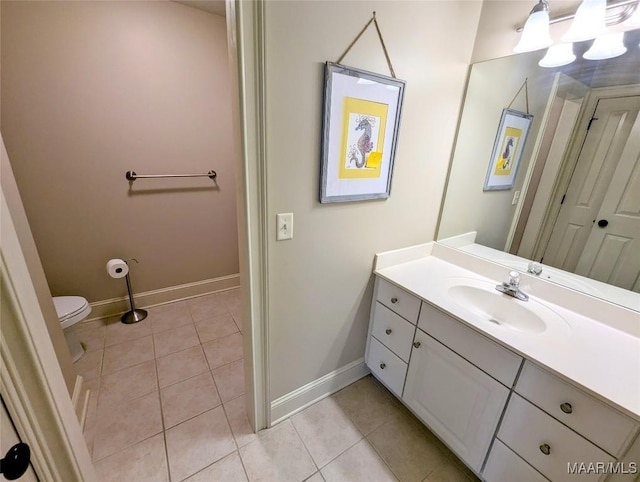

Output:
xmin=483 ymin=108 xmax=534 ymax=191
xmin=320 ymin=62 xmax=406 ymax=203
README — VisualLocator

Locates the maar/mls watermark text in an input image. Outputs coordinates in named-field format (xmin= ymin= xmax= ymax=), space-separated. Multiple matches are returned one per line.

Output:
xmin=568 ymin=462 xmax=637 ymax=475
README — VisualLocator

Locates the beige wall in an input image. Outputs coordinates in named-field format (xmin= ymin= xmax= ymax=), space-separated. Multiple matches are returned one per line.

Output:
xmin=264 ymin=1 xmax=482 ymax=400
xmin=1 ymin=135 xmax=76 ymax=394
xmin=1 ymin=1 xmax=238 ymax=303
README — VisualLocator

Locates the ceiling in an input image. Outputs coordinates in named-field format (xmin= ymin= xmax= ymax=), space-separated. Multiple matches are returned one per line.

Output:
xmin=173 ymin=0 xmax=226 ymax=17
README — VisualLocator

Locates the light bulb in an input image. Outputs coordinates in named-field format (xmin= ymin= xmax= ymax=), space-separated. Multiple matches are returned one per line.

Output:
xmin=583 ymin=32 xmax=627 ymax=60
xmin=539 ymin=43 xmax=577 ymax=67
xmin=514 ymin=1 xmax=553 ymax=53
xmin=562 ymin=0 xmax=607 ymax=43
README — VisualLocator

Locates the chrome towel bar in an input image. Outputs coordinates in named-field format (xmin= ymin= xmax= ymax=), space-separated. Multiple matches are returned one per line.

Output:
xmin=125 ymin=170 xmax=217 ymax=181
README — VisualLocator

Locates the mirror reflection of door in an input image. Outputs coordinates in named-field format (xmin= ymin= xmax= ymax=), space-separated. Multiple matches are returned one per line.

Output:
xmin=543 ymin=93 xmax=640 ymax=291
xmin=1 ymin=396 xmax=38 ymax=481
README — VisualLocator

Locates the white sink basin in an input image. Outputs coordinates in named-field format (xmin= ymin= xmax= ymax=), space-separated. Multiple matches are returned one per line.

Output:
xmin=445 ymin=278 xmax=567 ymax=335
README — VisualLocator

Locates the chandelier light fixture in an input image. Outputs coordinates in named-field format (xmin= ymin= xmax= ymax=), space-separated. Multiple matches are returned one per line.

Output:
xmin=515 ymin=0 xmax=640 ymax=67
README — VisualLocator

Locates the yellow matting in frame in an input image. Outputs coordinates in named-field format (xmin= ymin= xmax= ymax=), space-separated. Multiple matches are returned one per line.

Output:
xmin=494 ymin=126 xmax=522 ymax=176
xmin=338 ymin=97 xmax=388 ymax=179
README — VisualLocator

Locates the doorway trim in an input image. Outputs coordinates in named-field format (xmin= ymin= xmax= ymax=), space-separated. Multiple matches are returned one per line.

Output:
xmin=532 ymin=83 xmax=640 ymax=261
xmin=227 ymin=0 xmax=271 ymax=430
xmin=1 ymin=189 xmax=96 ymax=480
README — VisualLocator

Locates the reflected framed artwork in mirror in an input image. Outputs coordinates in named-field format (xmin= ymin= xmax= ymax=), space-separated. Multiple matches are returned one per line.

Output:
xmin=484 ymin=108 xmax=533 ymax=191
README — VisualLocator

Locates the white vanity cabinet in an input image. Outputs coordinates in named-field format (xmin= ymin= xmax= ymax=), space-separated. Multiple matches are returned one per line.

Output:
xmin=365 ymin=274 xmax=640 ymax=482
xmin=366 ymin=277 xmax=523 ymax=474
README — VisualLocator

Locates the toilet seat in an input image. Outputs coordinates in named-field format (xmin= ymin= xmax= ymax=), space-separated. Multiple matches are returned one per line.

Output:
xmin=53 ymin=296 xmax=91 ymax=330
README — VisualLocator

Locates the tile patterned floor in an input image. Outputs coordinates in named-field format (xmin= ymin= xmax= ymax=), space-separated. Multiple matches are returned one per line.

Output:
xmin=73 ymin=289 xmax=480 ymax=482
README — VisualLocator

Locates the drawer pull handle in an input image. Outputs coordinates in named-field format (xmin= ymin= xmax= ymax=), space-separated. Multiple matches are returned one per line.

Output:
xmin=560 ymin=402 xmax=573 ymax=414
xmin=413 ymin=341 xmax=421 ymax=348
xmin=380 ymin=362 xmax=386 ymax=370
xmin=385 ymin=328 xmax=392 ymax=335
xmin=539 ymin=444 xmax=551 ymax=456
xmin=390 ymin=297 xmax=398 ymax=304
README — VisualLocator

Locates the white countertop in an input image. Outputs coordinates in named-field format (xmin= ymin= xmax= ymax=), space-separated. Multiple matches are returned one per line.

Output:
xmin=374 ymin=246 xmax=640 ymax=421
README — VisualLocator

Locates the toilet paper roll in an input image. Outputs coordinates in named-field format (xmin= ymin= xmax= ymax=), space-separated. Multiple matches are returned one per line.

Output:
xmin=106 ymin=259 xmax=129 ymax=279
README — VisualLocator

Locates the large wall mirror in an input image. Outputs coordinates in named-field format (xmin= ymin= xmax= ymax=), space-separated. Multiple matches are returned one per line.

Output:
xmin=438 ymin=28 xmax=640 ymax=312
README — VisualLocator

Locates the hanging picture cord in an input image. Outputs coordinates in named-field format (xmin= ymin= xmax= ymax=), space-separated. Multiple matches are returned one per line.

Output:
xmin=336 ymin=11 xmax=397 ymax=78
xmin=507 ymin=78 xmax=530 ymax=114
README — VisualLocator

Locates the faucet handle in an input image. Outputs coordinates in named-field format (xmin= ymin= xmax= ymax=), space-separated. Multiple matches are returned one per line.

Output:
xmin=528 ymin=261 xmax=543 ymax=275
xmin=508 ymin=270 xmax=520 ymax=287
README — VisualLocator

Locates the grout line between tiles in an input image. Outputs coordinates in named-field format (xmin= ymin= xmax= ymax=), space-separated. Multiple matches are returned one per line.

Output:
xmin=91 ymin=428 xmax=165 ymax=464
xmin=163 ymin=431 xmax=173 ymax=482
xmin=364 ymin=433 xmax=403 ymax=482
xmin=289 ymin=405 xmax=367 ymax=474
xmin=316 ymin=435 xmax=364 ymax=472
xmin=220 ymin=401 xmax=239 ymax=451
xmin=210 ymin=355 xmax=244 ymax=377
xmin=288 ymin=417 xmax=320 ymax=473
xmin=221 ymin=390 xmax=246 ymax=406
xmin=236 ymin=447 xmax=252 ymax=482
xmin=152 ymin=330 xmax=173 ymax=482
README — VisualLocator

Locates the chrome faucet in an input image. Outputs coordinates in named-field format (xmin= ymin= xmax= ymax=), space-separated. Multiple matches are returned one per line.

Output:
xmin=527 ymin=261 xmax=543 ymax=276
xmin=496 ymin=271 xmax=529 ymax=301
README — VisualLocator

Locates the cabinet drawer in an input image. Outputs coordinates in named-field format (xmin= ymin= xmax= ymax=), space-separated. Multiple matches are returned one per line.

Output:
xmin=367 ymin=336 xmax=407 ymax=397
xmin=498 ymin=394 xmax=614 ymax=482
xmin=483 ymin=440 xmax=548 ymax=482
xmin=371 ymin=302 xmax=415 ymax=362
xmin=516 ymin=361 xmax=638 ymax=457
xmin=417 ymin=302 xmax=522 ymax=387
xmin=376 ymin=278 xmax=421 ymax=323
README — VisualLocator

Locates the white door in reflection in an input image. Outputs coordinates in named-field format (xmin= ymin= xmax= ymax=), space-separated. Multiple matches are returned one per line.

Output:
xmin=544 ymin=94 xmax=640 ymax=292
xmin=576 ymin=106 xmax=640 ymax=291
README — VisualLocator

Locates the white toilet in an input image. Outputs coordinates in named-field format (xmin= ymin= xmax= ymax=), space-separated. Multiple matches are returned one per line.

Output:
xmin=53 ymin=296 xmax=91 ymax=362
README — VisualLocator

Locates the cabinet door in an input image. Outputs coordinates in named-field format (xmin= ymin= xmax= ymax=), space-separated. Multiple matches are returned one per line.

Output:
xmin=402 ymin=330 xmax=509 ymax=473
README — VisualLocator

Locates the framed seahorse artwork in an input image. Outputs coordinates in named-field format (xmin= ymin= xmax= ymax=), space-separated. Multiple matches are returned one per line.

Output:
xmin=483 ymin=108 xmax=534 ymax=191
xmin=320 ymin=62 xmax=406 ymax=203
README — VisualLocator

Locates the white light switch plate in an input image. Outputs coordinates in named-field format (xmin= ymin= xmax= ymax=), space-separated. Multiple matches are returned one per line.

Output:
xmin=276 ymin=213 xmax=293 ymax=240
xmin=511 ymin=190 xmax=521 ymax=205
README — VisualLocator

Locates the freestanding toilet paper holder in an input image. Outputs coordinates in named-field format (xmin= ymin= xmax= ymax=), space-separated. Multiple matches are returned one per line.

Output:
xmin=121 ymin=259 xmax=147 ymax=324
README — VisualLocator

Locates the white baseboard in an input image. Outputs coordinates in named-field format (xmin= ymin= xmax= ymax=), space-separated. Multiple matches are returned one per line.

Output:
xmin=270 ymin=358 xmax=370 ymax=426
xmin=86 ymin=274 xmax=240 ymax=321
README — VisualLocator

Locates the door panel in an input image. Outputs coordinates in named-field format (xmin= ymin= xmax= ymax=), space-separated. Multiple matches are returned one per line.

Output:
xmin=576 ymin=112 xmax=640 ymax=291
xmin=544 ymin=96 xmax=640 ymax=272
xmin=1 ymin=397 xmax=38 ymax=481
